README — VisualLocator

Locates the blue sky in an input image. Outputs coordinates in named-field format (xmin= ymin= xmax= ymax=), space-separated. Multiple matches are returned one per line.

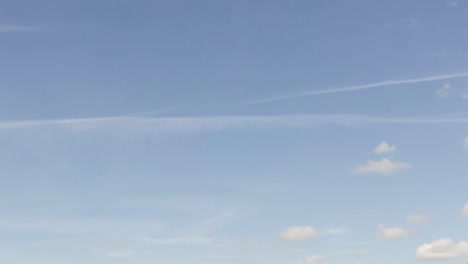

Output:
xmin=1 ymin=0 xmax=468 ymax=263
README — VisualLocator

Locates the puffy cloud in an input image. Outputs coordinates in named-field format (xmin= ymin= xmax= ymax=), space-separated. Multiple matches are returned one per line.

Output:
xmin=436 ymin=83 xmax=451 ymax=98
xmin=406 ymin=214 xmax=431 ymax=225
xmin=416 ymin=238 xmax=468 ymax=260
xmin=305 ymin=255 xmax=326 ymax=264
xmin=353 ymin=158 xmax=410 ymax=175
xmin=374 ymin=142 xmax=396 ymax=154
xmin=280 ymin=226 xmax=318 ymax=241
xmin=377 ymin=226 xmax=410 ymax=240
xmin=463 ymin=203 xmax=468 ymax=217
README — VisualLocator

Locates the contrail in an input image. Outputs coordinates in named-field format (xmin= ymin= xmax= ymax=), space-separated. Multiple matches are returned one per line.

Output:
xmin=2 ymin=113 xmax=468 ymax=131
xmin=245 ymin=72 xmax=468 ymax=104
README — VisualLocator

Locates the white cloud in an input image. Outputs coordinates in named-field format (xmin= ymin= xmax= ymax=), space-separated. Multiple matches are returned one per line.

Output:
xmin=406 ymin=214 xmax=431 ymax=225
xmin=377 ymin=226 xmax=410 ymax=240
xmin=246 ymin=72 xmax=468 ymax=104
xmin=436 ymin=83 xmax=451 ymax=98
xmin=461 ymin=93 xmax=468 ymax=100
xmin=4 ymin=113 xmax=468 ymax=136
xmin=464 ymin=137 xmax=468 ymax=150
xmin=353 ymin=158 xmax=410 ymax=175
xmin=0 ymin=25 xmax=41 ymax=33
xmin=416 ymin=238 xmax=468 ymax=260
xmin=280 ymin=226 xmax=318 ymax=241
xmin=305 ymin=255 xmax=326 ymax=264
xmin=463 ymin=203 xmax=468 ymax=217
xmin=374 ymin=141 xmax=396 ymax=154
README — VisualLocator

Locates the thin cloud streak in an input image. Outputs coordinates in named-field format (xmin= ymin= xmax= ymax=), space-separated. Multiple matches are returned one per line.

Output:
xmin=1 ymin=113 xmax=468 ymax=134
xmin=246 ymin=72 xmax=468 ymax=104
xmin=0 ymin=25 xmax=42 ymax=33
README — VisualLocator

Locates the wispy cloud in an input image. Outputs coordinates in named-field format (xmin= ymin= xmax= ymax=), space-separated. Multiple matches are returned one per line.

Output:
xmin=377 ymin=225 xmax=410 ymax=240
xmin=435 ymin=83 xmax=451 ymax=98
xmin=323 ymin=228 xmax=348 ymax=236
xmin=448 ymin=1 xmax=459 ymax=7
xmin=464 ymin=137 xmax=468 ymax=150
xmin=3 ymin=113 xmax=468 ymax=134
xmin=305 ymin=255 xmax=326 ymax=264
xmin=0 ymin=216 xmax=165 ymax=235
xmin=353 ymin=158 xmax=410 ymax=175
xmin=280 ymin=226 xmax=318 ymax=241
xmin=462 ymin=203 xmax=468 ymax=217
xmin=406 ymin=214 xmax=431 ymax=225
xmin=245 ymin=72 xmax=468 ymax=104
xmin=136 ymin=236 xmax=217 ymax=247
xmin=0 ymin=25 xmax=42 ymax=33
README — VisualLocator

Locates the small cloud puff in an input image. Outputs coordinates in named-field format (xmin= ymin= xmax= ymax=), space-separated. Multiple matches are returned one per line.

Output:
xmin=353 ymin=158 xmax=410 ymax=175
xmin=436 ymin=83 xmax=451 ymax=98
xmin=416 ymin=238 xmax=468 ymax=260
xmin=280 ymin=226 xmax=318 ymax=241
xmin=305 ymin=255 xmax=326 ymax=264
xmin=377 ymin=225 xmax=410 ymax=240
xmin=374 ymin=141 xmax=396 ymax=154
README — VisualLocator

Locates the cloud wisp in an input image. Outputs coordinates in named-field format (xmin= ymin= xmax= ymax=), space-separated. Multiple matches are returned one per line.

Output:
xmin=464 ymin=137 xmax=468 ymax=150
xmin=2 ymin=113 xmax=468 ymax=135
xmin=462 ymin=203 xmax=468 ymax=217
xmin=305 ymin=255 xmax=326 ymax=264
xmin=435 ymin=83 xmax=451 ymax=98
xmin=0 ymin=25 xmax=42 ymax=33
xmin=245 ymin=72 xmax=468 ymax=104
xmin=279 ymin=226 xmax=318 ymax=241
xmin=406 ymin=214 xmax=431 ymax=225
xmin=353 ymin=158 xmax=410 ymax=175
xmin=377 ymin=225 xmax=410 ymax=240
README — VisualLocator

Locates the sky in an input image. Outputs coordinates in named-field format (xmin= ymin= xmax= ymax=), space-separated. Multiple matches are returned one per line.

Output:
xmin=1 ymin=0 xmax=468 ymax=263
